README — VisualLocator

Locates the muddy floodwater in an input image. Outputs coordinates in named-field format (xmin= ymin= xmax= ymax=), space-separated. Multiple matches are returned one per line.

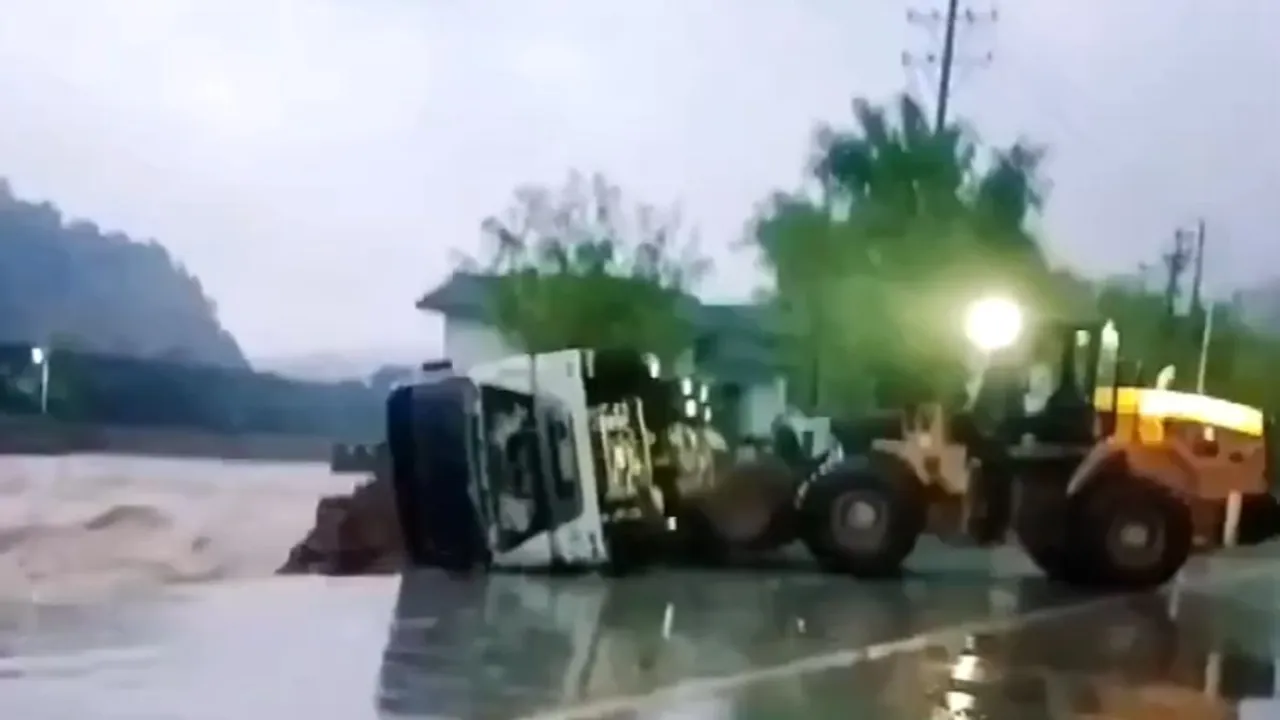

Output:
xmin=0 ymin=454 xmax=355 ymax=600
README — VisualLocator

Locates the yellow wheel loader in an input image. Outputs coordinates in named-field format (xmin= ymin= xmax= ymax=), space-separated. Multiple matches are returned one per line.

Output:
xmin=795 ymin=296 xmax=1280 ymax=590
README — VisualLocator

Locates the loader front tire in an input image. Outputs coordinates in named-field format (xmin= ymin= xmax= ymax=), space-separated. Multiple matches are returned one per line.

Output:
xmin=799 ymin=455 xmax=926 ymax=578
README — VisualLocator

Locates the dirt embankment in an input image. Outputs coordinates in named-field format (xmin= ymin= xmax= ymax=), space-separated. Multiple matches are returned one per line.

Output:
xmin=276 ymin=473 xmax=403 ymax=575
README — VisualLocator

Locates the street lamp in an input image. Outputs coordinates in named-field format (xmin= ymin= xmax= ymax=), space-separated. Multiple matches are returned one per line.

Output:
xmin=963 ymin=295 xmax=1024 ymax=353
xmin=962 ymin=295 xmax=1025 ymax=413
xmin=29 ymin=346 xmax=49 ymax=415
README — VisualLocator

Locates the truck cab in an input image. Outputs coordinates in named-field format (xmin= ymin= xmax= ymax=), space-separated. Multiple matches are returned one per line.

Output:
xmin=386 ymin=347 xmax=714 ymax=574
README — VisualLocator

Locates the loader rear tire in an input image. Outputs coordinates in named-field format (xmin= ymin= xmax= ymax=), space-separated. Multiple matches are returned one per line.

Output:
xmin=1016 ymin=495 xmax=1087 ymax=586
xmin=1023 ymin=537 xmax=1087 ymax=587
xmin=799 ymin=454 xmax=926 ymax=578
xmin=1074 ymin=473 xmax=1192 ymax=591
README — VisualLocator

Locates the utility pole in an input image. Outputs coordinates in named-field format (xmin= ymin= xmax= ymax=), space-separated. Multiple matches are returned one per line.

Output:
xmin=1187 ymin=217 xmax=1207 ymax=317
xmin=1185 ymin=218 xmax=1214 ymax=393
xmin=904 ymin=3 xmax=997 ymax=131
xmin=1162 ymin=227 xmax=1195 ymax=322
xmin=934 ymin=0 xmax=961 ymax=132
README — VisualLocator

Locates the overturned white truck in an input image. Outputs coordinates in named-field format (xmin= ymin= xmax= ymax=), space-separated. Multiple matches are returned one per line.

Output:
xmin=385 ymin=348 xmax=750 ymax=573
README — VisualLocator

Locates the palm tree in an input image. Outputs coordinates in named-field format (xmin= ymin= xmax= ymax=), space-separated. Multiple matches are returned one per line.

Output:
xmin=812 ymin=93 xmax=1049 ymax=283
xmin=753 ymin=93 xmax=1054 ymax=407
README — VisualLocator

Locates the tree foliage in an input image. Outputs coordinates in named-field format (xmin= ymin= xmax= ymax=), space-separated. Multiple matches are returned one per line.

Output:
xmin=746 ymin=92 xmax=1280 ymax=413
xmin=470 ymin=171 xmax=710 ymax=361
xmin=751 ymin=93 xmax=1055 ymax=409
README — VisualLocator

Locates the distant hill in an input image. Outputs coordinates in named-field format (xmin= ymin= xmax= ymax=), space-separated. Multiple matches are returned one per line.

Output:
xmin=258 ymin=347 xmax=431 ymax=383
xmin=0 ymin=179 xmax=245 ymax=367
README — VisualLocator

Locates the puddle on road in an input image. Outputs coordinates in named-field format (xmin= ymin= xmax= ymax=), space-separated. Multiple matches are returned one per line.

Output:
xmin=0 ymin=565 xmax=1279 ymax=719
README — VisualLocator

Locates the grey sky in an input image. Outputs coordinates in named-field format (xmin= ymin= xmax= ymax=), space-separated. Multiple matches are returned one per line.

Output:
xmin=0 ymin=1 xmax=1275 ymax=364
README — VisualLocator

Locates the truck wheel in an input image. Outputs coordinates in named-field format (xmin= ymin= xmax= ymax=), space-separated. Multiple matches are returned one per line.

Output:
xmin=699 ymin=456 xmax=798 ymax=552
xmin=799 ymin=455 xmax=926 ymax=578
xmin=674 ymin=502 xmax=733 ymax=566
xmin=1075 ymin=475 xmax=1192 ymax=591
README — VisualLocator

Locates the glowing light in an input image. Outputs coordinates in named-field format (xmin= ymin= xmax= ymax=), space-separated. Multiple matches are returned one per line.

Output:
xmin=951 ymin=652 xmax=983 ymax=682
xmin=963 ymin=295 xmax=1024 ymax=352
xmin=683 ymin=399 xmax=698 ymax=418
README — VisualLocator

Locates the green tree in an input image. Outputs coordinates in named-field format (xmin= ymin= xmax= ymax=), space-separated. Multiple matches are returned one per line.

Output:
xmin=752 ymin=93 xmax=1054 ymax=409
xmin=469 ymin=171 xmax=710 ymax=361
xmin=1075 ymin=269 xmax=1280 ymax=410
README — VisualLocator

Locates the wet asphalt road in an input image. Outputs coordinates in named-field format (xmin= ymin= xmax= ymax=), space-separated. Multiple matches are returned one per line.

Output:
xmin=2 ymin=542 xmax=1280 ymax=719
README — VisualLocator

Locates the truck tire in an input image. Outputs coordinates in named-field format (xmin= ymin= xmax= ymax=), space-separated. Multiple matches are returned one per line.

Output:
xmin=696 ymin=456 xmax=799 ymax=553
xmin=798 ymin=454 xmax=926 ymax=578
xmin=1073 ymin=473 xmax=1192 ymax=590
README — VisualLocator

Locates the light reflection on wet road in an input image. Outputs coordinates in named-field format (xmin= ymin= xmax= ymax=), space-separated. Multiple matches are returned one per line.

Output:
xmin=2 ymin=545 xmax=1279 ymax=719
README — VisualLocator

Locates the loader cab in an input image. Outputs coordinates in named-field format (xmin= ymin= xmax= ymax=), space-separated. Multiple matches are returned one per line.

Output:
xmin=1025 ymin=319 xmax=1119 ymax=445
xmin=976 ymin=319 xmax=1119 ymax=446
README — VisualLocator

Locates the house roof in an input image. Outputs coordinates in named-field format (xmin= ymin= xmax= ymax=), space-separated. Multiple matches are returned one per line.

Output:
xmin=416 ymin=272 xmax=497 ymax=320
xmin=418 ymin=272 xmax=780 ymax=383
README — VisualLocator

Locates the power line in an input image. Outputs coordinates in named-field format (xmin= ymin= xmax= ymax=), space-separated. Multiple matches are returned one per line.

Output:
xmin=903 ymin=4 xmax=998 ymax=131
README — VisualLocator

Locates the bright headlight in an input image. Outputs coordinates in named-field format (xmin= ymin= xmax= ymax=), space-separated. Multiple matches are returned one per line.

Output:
xmin=964 ymin=295 xmax=1023 ymax=352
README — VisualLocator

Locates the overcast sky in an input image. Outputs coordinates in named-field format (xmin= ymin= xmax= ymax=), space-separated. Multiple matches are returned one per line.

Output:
xmin=0 ymin=0 xmax=1275 ymax=364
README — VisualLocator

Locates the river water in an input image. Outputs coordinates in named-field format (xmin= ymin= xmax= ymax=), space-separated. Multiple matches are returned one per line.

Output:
xmin=0 ymin=454 xmax=355 ymax=601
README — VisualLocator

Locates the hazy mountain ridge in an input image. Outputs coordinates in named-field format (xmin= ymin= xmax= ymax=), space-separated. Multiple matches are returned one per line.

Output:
xmin=0 ymin=179 xmax=245 ymax=368
xmin=257 ymin=348 xmax=429 ymax=383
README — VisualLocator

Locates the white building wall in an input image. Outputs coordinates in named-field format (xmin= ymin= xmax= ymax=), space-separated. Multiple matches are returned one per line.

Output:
xmin=443 ymin=318 xmax=519 ymax=372
xmin=738 ymin=376 xmax=788 ymax=439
